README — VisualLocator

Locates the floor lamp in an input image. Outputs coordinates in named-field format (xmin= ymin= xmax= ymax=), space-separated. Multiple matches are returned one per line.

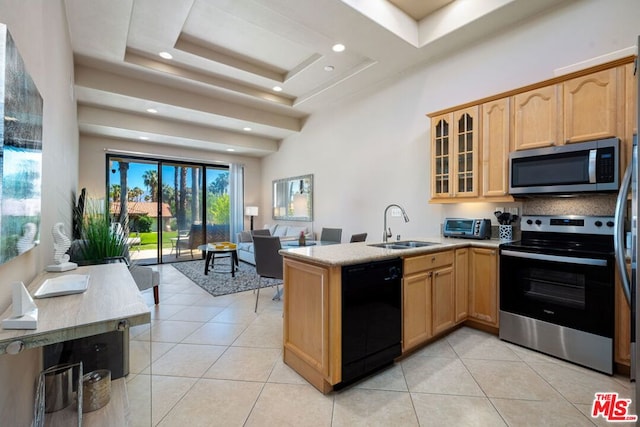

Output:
xmin=245 ymin=206 xmax=259 ymax=231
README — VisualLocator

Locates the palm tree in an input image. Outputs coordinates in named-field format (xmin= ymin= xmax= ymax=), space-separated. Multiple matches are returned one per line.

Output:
xmin=179 ymin=166 xmax=188 ymax=227
xmin=142 ymin=169 xmax=158 ymax=202
xmin=109 ymin=184 xmax=121 ymax=203
xmin=128 ymin=186 xmax=144 ymax=202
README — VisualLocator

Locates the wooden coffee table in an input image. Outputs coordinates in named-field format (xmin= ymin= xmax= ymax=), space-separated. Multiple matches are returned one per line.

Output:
xmin=198 ymin=244 xmax=239 ymax=277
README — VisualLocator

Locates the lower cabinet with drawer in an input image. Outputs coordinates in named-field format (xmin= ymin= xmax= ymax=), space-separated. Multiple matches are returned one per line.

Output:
xmin=402 ymin=250 xmax=454 ymax=353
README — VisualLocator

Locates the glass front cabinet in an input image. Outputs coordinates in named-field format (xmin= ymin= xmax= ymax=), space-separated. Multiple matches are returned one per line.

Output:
xmin=430 ymin=106 xmax=479 ymax=200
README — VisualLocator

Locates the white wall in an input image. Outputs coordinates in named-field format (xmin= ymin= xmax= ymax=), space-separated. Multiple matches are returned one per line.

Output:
xmin=262 ymin=0 xmax=640 ymax=242
xmin=0 ymin=0 xmax=78 ymax=424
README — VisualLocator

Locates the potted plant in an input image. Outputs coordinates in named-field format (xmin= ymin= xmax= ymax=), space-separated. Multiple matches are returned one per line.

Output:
xmin=73 ymin=198 xmax=129 ymax=265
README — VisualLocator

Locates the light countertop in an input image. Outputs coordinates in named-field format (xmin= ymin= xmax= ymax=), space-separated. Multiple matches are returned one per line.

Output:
xmin=280 ymin=236 xmax=507 ymax=266
xmin=0 ymin=263 xmax=150 ymax=355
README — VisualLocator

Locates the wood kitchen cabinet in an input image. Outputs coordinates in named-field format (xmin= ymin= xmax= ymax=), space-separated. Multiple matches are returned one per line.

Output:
xmin=468 ymin=247 xmax=499 ymax=327
xmin=432 ymin=264 xmax=455 ymax=335
xmin=430 ymin=107 xmax=479 ymax=200
xmin=513 ymin=68 xmax=620 ymax=151
xmin=402 ymin=250 xmax=454 ymax=352
xmin=615 ymin=266 xmax=631 ymax=370
xmin=454 ymin=248 xmax=469 ymax=323
xmin=481 ymin=98 xmax=511 ymax=197
xmin=623 ymin=62 xmax=637 ymax=169
xmin=513 ymin=84 xmax=561 ymax=150
xmin=563 ymin=68 xmax=619 ymax=144
xmin=403 ymin=270 xmax=432 ymax=352
xmin=283 ymin=258 xmax=341 ymax=393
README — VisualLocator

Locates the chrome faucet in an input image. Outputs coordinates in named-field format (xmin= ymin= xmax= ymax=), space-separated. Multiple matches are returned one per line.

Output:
xmin=383 ymin=204 xmax=410 ymax=242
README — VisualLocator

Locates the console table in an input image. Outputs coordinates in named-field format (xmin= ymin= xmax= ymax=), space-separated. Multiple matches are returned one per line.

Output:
xmin=0 ymin=263 xmax=151 ymax=425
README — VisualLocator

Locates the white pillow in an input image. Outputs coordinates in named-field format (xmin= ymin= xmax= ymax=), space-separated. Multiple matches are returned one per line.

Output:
xmin=273 ymin=225 xmax=288 ymax=237
xmin=265 ymin=224 xmax=277 ymax=235
xmin=286 ymin=226 xmax=307 ymax=237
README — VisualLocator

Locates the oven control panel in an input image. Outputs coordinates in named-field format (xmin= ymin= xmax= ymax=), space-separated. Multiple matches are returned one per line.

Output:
xmin=520 ymin=215 xmax=615 ymax=235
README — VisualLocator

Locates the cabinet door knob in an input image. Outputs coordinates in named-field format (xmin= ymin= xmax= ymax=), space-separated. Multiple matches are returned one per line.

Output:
xmin=431 ymin=256 xmax=436 ymax=262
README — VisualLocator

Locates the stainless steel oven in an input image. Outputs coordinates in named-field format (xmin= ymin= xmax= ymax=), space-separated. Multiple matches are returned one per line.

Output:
xmin=499 ymin=215 xmax=615 ymax=374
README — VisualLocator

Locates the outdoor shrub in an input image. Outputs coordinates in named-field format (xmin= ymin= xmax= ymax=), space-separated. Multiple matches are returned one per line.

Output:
xmin=135 ymin=215 xmax=153 ymax=233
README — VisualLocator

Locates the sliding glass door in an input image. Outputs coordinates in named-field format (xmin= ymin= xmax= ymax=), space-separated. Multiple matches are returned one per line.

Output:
xmin=108 ymin=158 xmax=160 ymax=265
xmin=160 ymin=162 xmax=203 ymax=262
xmin=106 ymin=154 xmax=230 ymax=265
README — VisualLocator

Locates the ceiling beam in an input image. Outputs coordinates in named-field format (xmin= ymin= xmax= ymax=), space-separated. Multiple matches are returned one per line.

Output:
xmin=74 ymin=64 xmax=303 ymax=132
xmin=78 ymin=105 xmax=279 ymax=153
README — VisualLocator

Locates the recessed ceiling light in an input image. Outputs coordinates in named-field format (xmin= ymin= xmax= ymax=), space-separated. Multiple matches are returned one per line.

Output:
xmin=324 ymin=65 xmax=335 ymax=72
xmin=332 ymin=43 xmax=345 ymax=52
xmin=159 ymin=51 xmax=173 ymax=59
xmin=273 ymin=86 xmax=283 ymax=92
xmin=139 ymin=136 xmax=149 ymax=140
xmin=226 ymin=148 xmax=235 ymax=152
xmin=243 ymin=127 xmax=252 ymax=132
xmin=146 ymin=108 xmax=158 ymax=113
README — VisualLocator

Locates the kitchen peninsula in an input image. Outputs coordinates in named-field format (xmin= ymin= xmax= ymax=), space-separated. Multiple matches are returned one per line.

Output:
xmin=280 ymin=237 xmax=501 ymax=393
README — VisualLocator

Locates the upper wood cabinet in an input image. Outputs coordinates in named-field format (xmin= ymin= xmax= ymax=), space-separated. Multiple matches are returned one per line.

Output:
xmin=431 ymin=113 xmax=452 ymax=198
xmin=429 ymin=58 xmax=634 ymax=202
xmin=513 ymin=84 xmax=561 ymax=150
xmin=513 ymin=68 xmax=620 ymax=151
xmin=482 ymin=98 xmax=511 ymax=197
xmin=563 ymin=68 xmax=618 ymax=144
xmin=431 ymin=106 xmax=479 ymax=199
xmin=623 ymin=62 xmax=637 ymax=169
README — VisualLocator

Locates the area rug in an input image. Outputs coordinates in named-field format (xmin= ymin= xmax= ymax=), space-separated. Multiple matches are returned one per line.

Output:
xmin=172 ymin=258 xmax=281 ymax=297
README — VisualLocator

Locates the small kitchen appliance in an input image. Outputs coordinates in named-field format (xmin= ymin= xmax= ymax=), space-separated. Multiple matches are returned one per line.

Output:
xmin=509 ymin=137 xmax=619 ymax=195
xmin=443 ymin=218 xmax=491 ymax=239
xmin=499 ymin=215 xmax=615 ymax=374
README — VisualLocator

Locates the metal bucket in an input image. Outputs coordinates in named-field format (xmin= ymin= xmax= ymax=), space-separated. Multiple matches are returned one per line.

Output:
xmin=82 ymin=369 xmax=111 ymax=412
xmin=44 ymin=364 xmax=73 ymax=413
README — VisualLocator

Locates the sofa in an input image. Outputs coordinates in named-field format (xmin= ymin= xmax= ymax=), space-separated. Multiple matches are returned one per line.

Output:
xmin=237 ymin=224 xmax=313 ymax=265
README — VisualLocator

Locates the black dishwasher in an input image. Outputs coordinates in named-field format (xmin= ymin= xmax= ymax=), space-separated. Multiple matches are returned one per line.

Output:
xmin=338 ymin=257 xmax=402 ymax=388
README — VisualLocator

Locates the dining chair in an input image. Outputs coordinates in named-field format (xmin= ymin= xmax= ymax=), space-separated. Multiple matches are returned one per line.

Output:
xmin=251 ymin=235 xmax=283 ymax=312
xmin=320 ymin=227 xmax=342 ymax=243
xmin=349 ymin=233 xmax=367 ymax=242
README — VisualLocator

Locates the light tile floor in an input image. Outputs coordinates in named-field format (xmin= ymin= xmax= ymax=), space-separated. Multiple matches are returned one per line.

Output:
xmin=126 ymin=264 xmax=637 ymax=426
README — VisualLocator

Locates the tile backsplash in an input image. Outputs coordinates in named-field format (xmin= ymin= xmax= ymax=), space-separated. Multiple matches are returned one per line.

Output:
xmin=522 ymin=195 xmax=617 ymax=216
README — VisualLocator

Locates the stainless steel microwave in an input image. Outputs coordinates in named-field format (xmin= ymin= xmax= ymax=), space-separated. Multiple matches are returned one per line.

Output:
xmin=509 ymin=137 xmax=619 ymax=195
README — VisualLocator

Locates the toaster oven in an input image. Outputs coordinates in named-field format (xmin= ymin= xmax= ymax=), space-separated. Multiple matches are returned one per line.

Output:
xmin=443 ymin=218 xmax=491 ymax=239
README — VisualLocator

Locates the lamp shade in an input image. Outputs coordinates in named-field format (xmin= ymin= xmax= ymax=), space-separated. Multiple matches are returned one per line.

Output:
xmin=245 ymin=206 xmax=259 ymax=216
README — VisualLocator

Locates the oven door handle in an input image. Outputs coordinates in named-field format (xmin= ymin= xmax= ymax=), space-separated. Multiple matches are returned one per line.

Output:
xmin=500 ymin=249 xmax=608 ymax=267
xmin=614 ymin=158 xmax=632 ymax=306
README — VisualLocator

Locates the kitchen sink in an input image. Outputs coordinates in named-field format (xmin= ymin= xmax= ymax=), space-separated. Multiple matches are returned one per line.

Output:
xmin=368 ymin=240 xmax=439 ymax=250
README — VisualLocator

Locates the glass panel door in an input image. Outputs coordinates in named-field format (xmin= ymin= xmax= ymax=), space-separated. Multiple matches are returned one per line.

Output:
xmin=108 ymin=157 xmax=160 ymax=265
xmin=106 ymin=156 xmax=229 ymax=265
xmin=205 ymin=167 xmax=231 ymax=242
xmin=160 ymin=162 xmax=204 ymax=262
